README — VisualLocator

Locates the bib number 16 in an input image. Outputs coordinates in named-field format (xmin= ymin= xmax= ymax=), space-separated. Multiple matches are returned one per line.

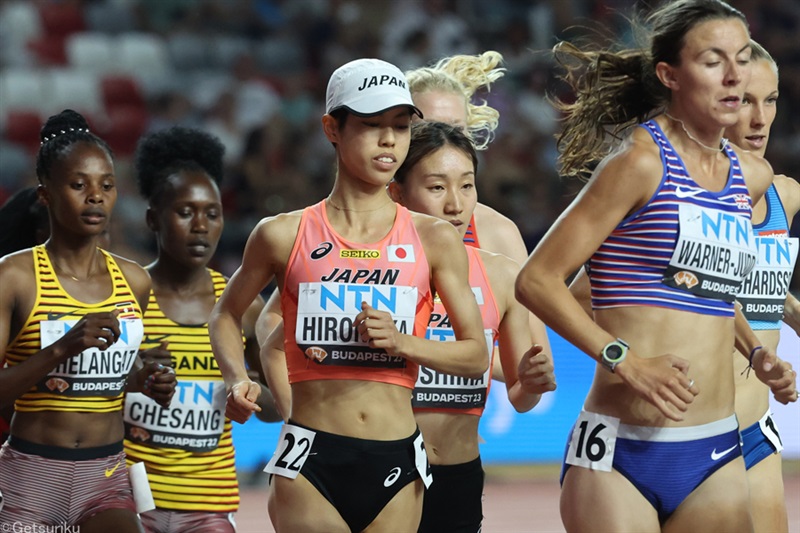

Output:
xmin=565 ymin=412 xmax=619 ymax=471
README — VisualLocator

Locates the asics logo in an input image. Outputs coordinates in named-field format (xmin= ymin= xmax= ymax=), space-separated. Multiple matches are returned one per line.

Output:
xmin=383 ymin=466 xmax=402 ymax=487
xmin=105 ymin=460 xmax=121 ymax=478
xmin=674 ymin=186 xmax=705 ymax=199
xmin=710 ymin=444 xmax=738 ymax=461
xmin=310 ymin=242 xmax=334 ymax=260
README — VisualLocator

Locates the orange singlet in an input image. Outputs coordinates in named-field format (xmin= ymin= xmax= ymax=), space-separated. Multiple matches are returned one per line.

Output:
xmin=412 ymin=246 xmax=499 ymax=416
xmin=281 ymin=200 xmax=434 ymax=388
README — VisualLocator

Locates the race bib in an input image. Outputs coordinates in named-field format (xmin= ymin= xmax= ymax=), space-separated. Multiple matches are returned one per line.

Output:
xmin=413 ymin=329 xmax=493 ymax=410
xmin=39 ymin=318 xmax=143 ymax=397
xmin=759 ymin=412 xmax=784 ymax=453
xmin=295 ymin=282 xmax=417 ymax=368
xmin=124 ymin=378 xmax=226 ymax=452
xmin=413 ymin=432 xmax=433 ymax=488
xmin=738 ymin=237 xmax=798 ymax=322
xmin=264 ymin=424 xmax=316 ymax=479
xmin=664 ymin=204 xmax=757 ymax=302
xmin=565 ymin=411 xmax=620 ymax=472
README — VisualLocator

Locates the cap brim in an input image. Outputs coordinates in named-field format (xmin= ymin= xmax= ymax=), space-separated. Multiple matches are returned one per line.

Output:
xmin=331 ymin=104 xmax=423 ymax=119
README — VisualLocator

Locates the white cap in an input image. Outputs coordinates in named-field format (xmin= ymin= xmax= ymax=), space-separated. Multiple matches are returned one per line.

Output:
xmin=325 ymin=58 xmax=422 ymax=118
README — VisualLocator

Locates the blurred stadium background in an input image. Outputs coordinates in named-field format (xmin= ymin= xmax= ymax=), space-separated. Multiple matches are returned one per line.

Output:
xmin=1 ymin=2 xmax=799 ymax=528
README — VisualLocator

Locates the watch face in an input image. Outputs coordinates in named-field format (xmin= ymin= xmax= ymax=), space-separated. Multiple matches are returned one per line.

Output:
xmin=605 ymin=344 xmax=624 ymax=361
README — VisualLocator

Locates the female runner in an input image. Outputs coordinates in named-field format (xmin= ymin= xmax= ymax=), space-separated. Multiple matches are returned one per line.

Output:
xmin=210 ymin=58 xmax=487 ymax=532
xmin=514 ymin=2 xmax=797 ymax=531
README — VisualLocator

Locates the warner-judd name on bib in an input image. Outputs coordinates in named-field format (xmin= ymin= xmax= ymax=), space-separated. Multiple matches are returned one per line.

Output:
xmin=665 ymin=204 xmax=758 ymax=301
xmin=296 ymin=281 xmax=417 ymax=367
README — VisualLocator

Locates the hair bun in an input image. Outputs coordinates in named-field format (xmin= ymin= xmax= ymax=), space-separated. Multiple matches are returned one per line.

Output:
xmin=39 ymin=109 xmax=91 ymax=143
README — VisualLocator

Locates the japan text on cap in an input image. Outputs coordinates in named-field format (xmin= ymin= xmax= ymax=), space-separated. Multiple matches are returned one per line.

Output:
xmin=325 ymin=58 xmax=423 ymax=118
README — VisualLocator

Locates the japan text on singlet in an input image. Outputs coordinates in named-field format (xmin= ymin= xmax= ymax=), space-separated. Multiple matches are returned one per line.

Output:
xmin=5 ymin=245 xmax=143 ymax=413
xmin=588 ymin=120 xmax=758 ymax=317
xmin=281 ymin=201 xmax=433 ymax=388
xmin=123 ymin=270 xmax=239 ymax=512
xmin=412 ymin=246 xmax=499 ymax=416
xmin=738 ymin=184 xmax=799 ymax=328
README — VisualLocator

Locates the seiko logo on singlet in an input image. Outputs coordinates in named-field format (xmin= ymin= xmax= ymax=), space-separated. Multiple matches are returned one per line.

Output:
xmin=310 ymin=242 xmax=333 ymax=260
xmin=340 ymin=249 xmax=381 ymax=259
xmin=320 ymin=268 xmax=400 ymax=285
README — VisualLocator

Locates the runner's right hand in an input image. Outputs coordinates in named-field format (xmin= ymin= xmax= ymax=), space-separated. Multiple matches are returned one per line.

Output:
xmin=226 ymin=380 xmax=262 ymax=424
xmin=51 ymin=310 xmax=120 ymax=359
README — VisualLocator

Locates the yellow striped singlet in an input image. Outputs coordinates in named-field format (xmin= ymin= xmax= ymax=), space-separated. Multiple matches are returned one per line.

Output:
xmin=5 ymin=245 xmax=144 ymax=413
xmin=123 ymin=270 xmax=239 ymax=512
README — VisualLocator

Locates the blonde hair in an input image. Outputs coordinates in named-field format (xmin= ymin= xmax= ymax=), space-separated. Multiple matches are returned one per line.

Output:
xmin=406 ymin=51 xmax=505 ymax=150
xmin=750 ymin=40 xmax=779 ymax=80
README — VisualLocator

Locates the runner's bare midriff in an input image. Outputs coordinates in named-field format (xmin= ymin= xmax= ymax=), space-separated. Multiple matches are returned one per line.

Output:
xmin=586 ymin=305 xmax=735 ymax=427
xmin=291 ymin=379 xmax=417 ymax=439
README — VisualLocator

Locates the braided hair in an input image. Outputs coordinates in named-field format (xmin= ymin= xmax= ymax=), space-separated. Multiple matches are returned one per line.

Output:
xmin=36 ymin=109 xmax=112 ymax=182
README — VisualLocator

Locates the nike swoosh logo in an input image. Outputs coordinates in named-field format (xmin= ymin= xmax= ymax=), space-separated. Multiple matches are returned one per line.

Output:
xmin=47 ymin=311 xmax=78 ymax=321
xmin=142 ymin=335 xmax=169 ymax=345
xmin=105 ymin=460 xmax=121 ymax=478
xmin=710 ymin=444 xmax=738 ymax=461
xmin=674 ymin=186 xmax=705 ymax=199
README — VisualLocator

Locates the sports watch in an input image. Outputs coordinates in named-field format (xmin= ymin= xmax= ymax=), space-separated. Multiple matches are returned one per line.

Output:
xmin=600 ymin=338 xmax=629 ymax=373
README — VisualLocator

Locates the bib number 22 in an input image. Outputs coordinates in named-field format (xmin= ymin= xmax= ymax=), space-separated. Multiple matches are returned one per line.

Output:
xmin=264 ymin=424 xmax=316 ymax=479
